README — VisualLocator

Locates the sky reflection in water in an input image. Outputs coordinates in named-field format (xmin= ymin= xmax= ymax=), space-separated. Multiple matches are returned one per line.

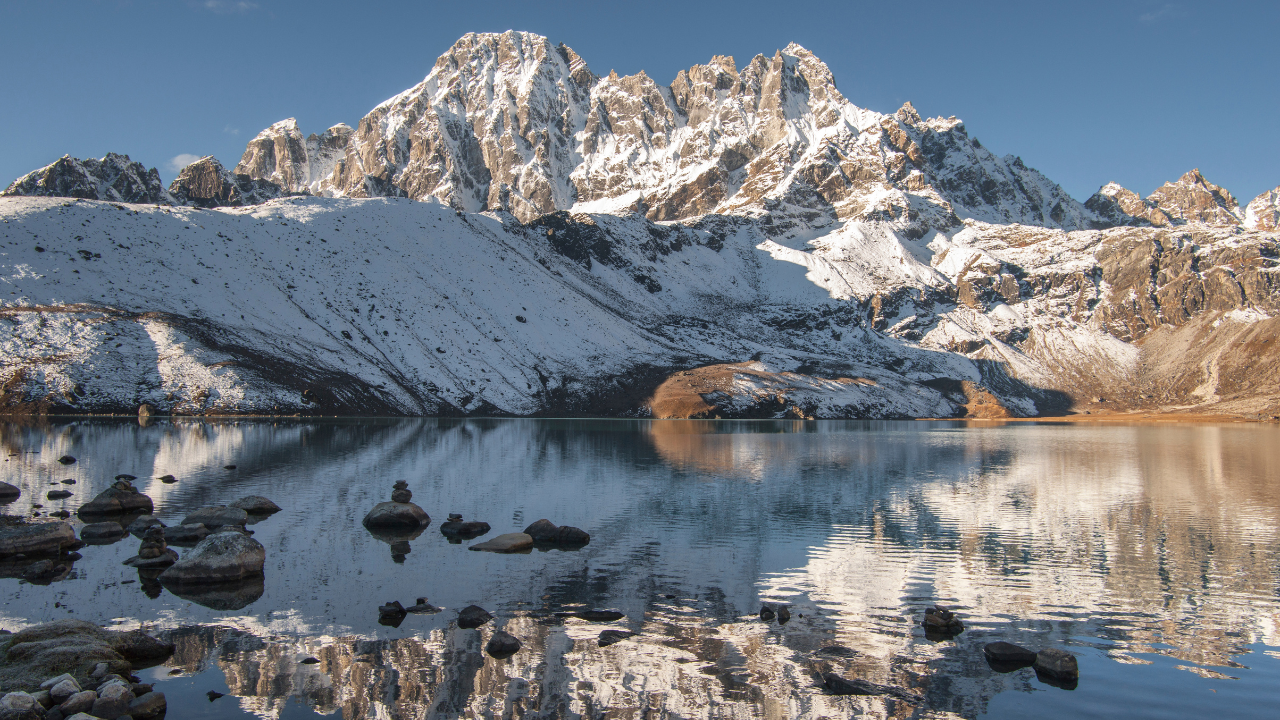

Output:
xmin=2 ymin=418 xmax=1279 ymax=719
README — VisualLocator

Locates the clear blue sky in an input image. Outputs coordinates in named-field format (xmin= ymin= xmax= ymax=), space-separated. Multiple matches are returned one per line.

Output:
xmin=2 ymin=0 xmax=1276 ymax=204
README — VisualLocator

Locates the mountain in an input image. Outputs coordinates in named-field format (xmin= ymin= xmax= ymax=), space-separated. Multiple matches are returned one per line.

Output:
xmin=0 ymin=31 xmax=1277 ymax=419
xmin=1 ymin=153 xmax=170 ymax=204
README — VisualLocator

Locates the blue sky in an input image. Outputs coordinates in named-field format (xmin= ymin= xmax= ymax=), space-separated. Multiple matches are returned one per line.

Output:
xmin=2 ymin=0 xmax=1276 ymax=204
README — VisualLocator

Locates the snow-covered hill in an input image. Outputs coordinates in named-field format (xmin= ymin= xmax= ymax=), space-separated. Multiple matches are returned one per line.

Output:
xmin=0 ymin=30 xmax=1277 ymax=419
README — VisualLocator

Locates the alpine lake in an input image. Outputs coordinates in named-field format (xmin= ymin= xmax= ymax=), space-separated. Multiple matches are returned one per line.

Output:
xmin=2 ymin=417 xmax=1279 ymax=719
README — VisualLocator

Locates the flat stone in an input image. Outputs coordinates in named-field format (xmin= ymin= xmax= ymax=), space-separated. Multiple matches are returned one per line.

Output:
xmin=161 ymin=523 xmax=211 ymax=545
xmin=0 ymin=522 xmax=75 ymax=557
xmin=984 ymin=641 xmax=1037 ymax=669
xmin=1034 ymin=647 xmax=1079 ymax=680
xmin=228 ymin=496 xmax=281 ymax=514
xmin=123 ymin=549 xmax=178 ymax=568
xmin=0 ymin=692 xmax=36 ymax=711
xmin=485 ymin=630 xmax=521 ymax=659
xmin=45 ymin=490 xmax=73 ymax=500
xmin=79 ymin=522 xmax=126 ymax=544
xmin=457 ymin=605 xmax=492 ymax=629
xmin=439 ymin=520 xmax=490 ymax=538
xmin=468 ymin=533 xmax=532 ymax=553
xmin=158 ymin=530 xmax=265 ymax=584
xmin=181 ymin=506 xmax=248 ymax=529
xmin=127 ymin=691 xmax=166 ymax=719
xmin=59 ymin=691 xmax=96 ymax=715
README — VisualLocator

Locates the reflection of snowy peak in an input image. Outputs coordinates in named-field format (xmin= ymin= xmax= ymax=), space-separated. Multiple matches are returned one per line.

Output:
xmin=235 ymin=31 xmax=1093 ymax=234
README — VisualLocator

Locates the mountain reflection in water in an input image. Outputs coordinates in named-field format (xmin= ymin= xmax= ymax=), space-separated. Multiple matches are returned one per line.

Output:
xmin=2 ymin=418 xmax=1279 ymax=719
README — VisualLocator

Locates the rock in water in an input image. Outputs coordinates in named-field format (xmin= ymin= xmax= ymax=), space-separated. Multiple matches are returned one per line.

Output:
xmin=983 ymin=641 xmax=1038 ymax=670
xmin=759 ymin=605 xmax=775 ymax=622
xmin=0 ymin=482 xmax=20 ymax=503
xmin=181 ymin=506 xmax=249 ymax=529
xmin=157 ymin=529 xmax=265 ymax=584
xmin=161 ymin=523 xmax=211 ymax=546
xmin=776 ymin=605 xmax=791 ymax=624
xmin=457 ymin=605 xmax=493 ymax=629
xmin=0 ymin=620 xmax=172 ymax=691
xmin=128 ymin=690 xmax=167 ymax=719
xmin=125 ymin=515 xmax=163 ymax=537
xmin=228 ymin=496 xmax=281 ymax=514
xmin=597 ymin=630 xmax=636 ymax=647
xmin=158 ymin=475 xmax=176 ymax=484
xmin=439 ymin=518 xmax=491 ymax=538
xmin=406 ymin=597 xmax=440 ymax=614
xmin=363 ymin=484 xmax=430 ymax=531
xmin=468 ymin=533 xmax=533 ymax=552
xmin=921 ymin=606 xmax=964 ymax=637
xmin=378 ymin=601 xmax=407 ymax=627
xmin=57 ymin=456 xmax=75 ymax=465
xmin=46 ymin=489 xmax=73 ymax=500
xmin=76 ymin=480 xmax=153 ymax=517
xmin=1033 ymin=648 xmax=1079 ymax=680
xmin=485 ymin=630 xmax=521 ymax=659
xmin=123 ymin=527 xmax=178 ymax=569
xmin=0 ymin=522 xmax=76 ymax=557
xmin=522 ymin=519 xmax=590 ymax=545
xmin=390 ymin=480 xmax=412 ymax=503
xmin=79 ymin=522 xmax=126 ymax=544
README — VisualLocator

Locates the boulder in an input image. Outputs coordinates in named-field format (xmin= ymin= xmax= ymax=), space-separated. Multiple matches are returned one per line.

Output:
xmin=125 ymin=515 xmax=163 ymax=537
xmin=0 ymin=692 xmax=36 ymax=712
xmin=469 ymin=533 xmax=533 ymax=553
xmin=439 ymin=520 xmax=490 ymax=539
xmin=128 ymin=691 xmax=165 ymax=720
xmin=57 ymin=456 xmax=75 ymax=466
xmin=161 ymin=523 xmax=211 ymax=546
xmin=598 ymin=630 xmax=636 ymax=647
xmin=362 ymin=501 xmax=430 ymax=531
xmin=984 ymin=641 xmax=1037 ymax=671
xmin=0 ymin=482 xmax=20 ymax=503
xmin=0 ymin=620 xmax=172 ymax=692
xmin=1034 ymin=648 xmax=1079 ymax=680
xmin=777 ymin=605 xmax=791 ymax=624
xmin=485 ymin=630 xmax=521 ymax=659
xmin=158 ymin=475 xmax=176 ymax=484
xmin=76 ymin=480 xmax=152 ymax=517
xmin=457 ymin=605 xmax=492 ymax=629
xmin=759 ymin=605 xmax=775 ymax=621
xmin=78 ymin=522 xmax=126 ymax=544
xmin=523 ymin=519 xmax=590 ymax=545
xmin=378 ymin=601 xmax=407 ymax=626
xmin=181 ymin=506 xmax=248 ymax=529
xmin=0 ymin=522 xmax=76 ymax=557
xmin=45 ymin=490 xmax=72 ymax=500
xmin=89 ymin=682 xmax=132 ymax=719
xmin=47 ymin=678 xmax=79 ymax=704
xmin=158 ymin=529 xmax=265 ymax=584
xmin=228 ymin=496 xmax=281 ymax=514
xmin=39 ymin=674 xmax=76 ymax=691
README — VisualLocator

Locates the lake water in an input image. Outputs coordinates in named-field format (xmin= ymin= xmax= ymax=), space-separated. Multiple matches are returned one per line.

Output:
xmin=2 ymin=418 xmax=1279 ymax=719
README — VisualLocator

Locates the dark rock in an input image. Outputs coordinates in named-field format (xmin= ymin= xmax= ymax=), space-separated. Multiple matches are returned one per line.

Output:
xmin=168 ymin=156 xmax=283 ymax=208
xmin=440 ymin=520 xmax=490 ymax=539
xmin=158 ymin=476 xmax=176 ymax=484
xmin=523 ymin=519 xmax=590 ymax=545
xmin=123 ymin=549 xmax=178 ymax=569
xmin=759 ymin=605 xmax=775 ymax=622
xmin=56 ymin=456 xmax=75 ymax=466
xmin=60 ymin=480 xmax=75 ymax=485
xmin=223 ymin=465 xmax=236 ymax=470
xmin=485 ymin=630 xmax=521 ymax=659
xmin=447 ymin=513 xmax=463 ymax=521
xmin=181 ymin=506 xmax=248 ymax=529
xmin=1034 ymin=647 xmax=1079 ymax=681
xmin=457 ymin=605 xmax=493 ymax=629
xmin=45 ymin=490 xmax=72 ymax=501
xmin=114 ymin=475 xmax=136 ymax=482
xmin=299 ymin=657 xmax=320 ymax=665
xmin=89 ymin=682 xmax=133 ymax=719
xmin=158 ymin=529 xmax=265 ymax=584
xmin=777 ymin=605 xmax=790 ymax=624
xmin=76 ymin=480 xmax=153 ymax=517
xmin=522 ymin=519 xmax=559 ymax=541
xmin=228 ymin=496 xmax=281 ymax=514
xmin=129 ymin=683 xmax=153 ymax=697
xmin=822 ymin=673 xmax=922 ymax=702
xmin=562 ymin=610 xmax=624 ymax=623
xmin=0 ymin=483 xmax=19 ymax=502
xmin=553 ymin=525 xmax=590 ymax=544
xmin=983 ymin=641 xmax=1037 ymax=671
xmin=468 ymin=533 xmax=532 ymax=553
xmin=378 ymin=601 xmax=407 ymax=627
xmin=20 ymin=559 xmax=68 ymax=582
xmin=206 ymin=690 xmax=224 ymax=701
xmin=0 ymin=522 xmax=76 ymax=557
xmin=125 ymin=516 xmax=163 ymax=538
xmin=406 ymin=598 xmax=440 ymax=614
xmin=59 ymin=690 xmax=96 ymax=715
xmin=161 ymin=523 xmax=211 ymax=546
xmin=49 ymin=511 xmax=70 ymax=519
xmin=597 ymin=630 xmax=636 ymax=647
xmin=362 ymin=501 xmax=430 ymax=531
xmin=78 ymin=522 xmax=126 ymax=544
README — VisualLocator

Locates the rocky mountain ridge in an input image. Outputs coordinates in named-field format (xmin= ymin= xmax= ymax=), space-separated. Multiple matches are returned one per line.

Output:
xmin=0 ymin=30 xmax=1277 ymax=419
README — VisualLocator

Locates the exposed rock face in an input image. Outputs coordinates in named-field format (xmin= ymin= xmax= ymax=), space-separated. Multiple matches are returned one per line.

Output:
xmin=1146 ymin=169 xmax=1242 ymax=226
xmin=168 ymin=156 xmax=283 ymax=208
xmin=233 ymin=119 xmax=353 ymax=195
xmin=1246 ymin=185 xmax=1280 ymax=231
xmin=1085 ymin=181 xmax=1170 ymax=227
xmin=236 ymin=31 xmax=1094 ymax=233
xmin=1 ymin=153 xmax=170 ymax=204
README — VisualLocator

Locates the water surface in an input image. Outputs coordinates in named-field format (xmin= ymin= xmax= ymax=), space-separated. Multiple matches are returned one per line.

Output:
xmin=2 ymin=418 xmax=1278 ymax=719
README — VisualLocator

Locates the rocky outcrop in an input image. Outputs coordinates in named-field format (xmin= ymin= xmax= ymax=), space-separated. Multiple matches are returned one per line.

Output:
xmin=1246 ymin=185 xmax=1280 ymax=231
xmin=1 ymin=153 xmax=171 ymax=204
xmin=233 ymin=119 xmax=352 ymax=195
xmin=1085 ymin=181 xmax=1170 ymax=227
xmin=0 ymin=620 xmax=173 ymax=691
xmin=167 ymin=156 xmax=283 ymax=208
xmin=157 ymin=529 xmax=265 ymax=584
xmin=1145 ymin=169 xmax=1242 ymax=226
